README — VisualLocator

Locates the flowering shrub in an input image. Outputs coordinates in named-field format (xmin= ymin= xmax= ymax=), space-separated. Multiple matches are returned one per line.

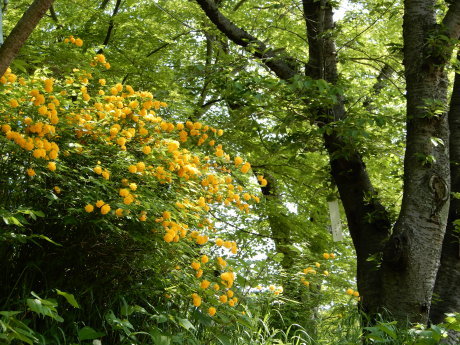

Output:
xmin=0 ymin=38 xmax=267 ymax=318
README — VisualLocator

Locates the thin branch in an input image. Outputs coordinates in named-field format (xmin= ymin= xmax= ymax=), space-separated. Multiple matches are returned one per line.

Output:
xmin=97 ymin=0 xmax=122 ymax=54
xmin=232 ymin=0 xmax=248 ymax=12
xmin=210 ymin=211 xmax=280 ymax=239
xmin=336 ymin=1 xmax=396 ymax=53
xmin=49 ymin=4 xmax=61 ymax=28
xmin=146 ymin=31 xmax=191 ymax=57
xmin=195 ymin=0 xmax=297 ymax=80
xmin=153 ymin=3 xmax=195 ymax=30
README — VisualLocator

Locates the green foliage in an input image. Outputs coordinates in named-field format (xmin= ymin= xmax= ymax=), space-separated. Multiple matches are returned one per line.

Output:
xmin=0 ymin=0 xmax=453 ymax=344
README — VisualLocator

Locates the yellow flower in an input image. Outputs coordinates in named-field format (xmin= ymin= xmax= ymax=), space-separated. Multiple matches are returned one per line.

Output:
xmin=323 ymin=270 xmax=329 ymax=276
xmin=330 ymin=253 xmax=336 ymax=259
xmin=227 ymin=290 xmax=234 ymax=298
xmin=323 ymin=253 xmax=330 ymax=259
xmin=201 ymin=255 xmax=209 ymax=264
xmin=101 ymin=204 xmax=111 ymax=215
xmin=117 ymin=137 xmax=126 ymax=146
xmin=241 ymin=162 xmax=251 ymax=173
xmin=217 ymin=129 xmax=224 ymax=136
xmin=213 ymin=284 xmax=220 ymax=291
xmin=228 ymin=299 xmax=235 ymax=307
xmin=346 ymin=288 xmax=354 ymax=295
xmin=136 ymin=162 xmax=145 ymax=172
xmin=142 ymin=146 xmax=151 ymax=154
xmin=129 ymin=183 xmax=137 ymax=191
xmin=128 ymin=165 xmax=137 ymax=173
xmin=220 ymin=272 xmax=234 ymax=287
xmin=167 ymin=140 xmax=180 ymax=152
xmin=95 ymin=200 xmax=105 ymax=208
xmin=119 ymin=189 xmax=130 ymax=197
xmin=315 ymin=262 xmax=321 ymax=268
xmin=353 ymin=291 xmax=359 ymax=297
xmin=217 ymin=257 xmax=227 ymax=267
xmin=93 ymin=166 xmax=102 ymax=174
xmin=191 ymin=262 xmax=201 ymax=270
xmin=219 ymin=295 xmax=228 ymax=303
xmin=101 ymin=170 xmax=110 ymax=180
xmin=163 ymin=211 xmax=171 ymax=219
xmin=26 ymin=168 xmax=36 ymax=177
xmin=123 ymin=195 xmax=134 ymax=205
xmin=200 ymin=280 xmax=211 ymax=289
xmin=84 ymin=204 xmax=94 ymax=213
xmin=192 ymin=294 xmax=201 ymax=307
xmin=164 ymin=233 xmax=174 ymax=242
xmin=74 ymin=38 xmax=83 ymax=47
xmin=215 ymin=238 xmax=224 ymax=246
xmin=269 ymin=285 xmax=275 ymax=291
xmin=196 ymin=235 xmax=208 ymax=245
xmin=115 ymin=208 xmax=124 ymax=217
xmin=96 ymin=54 xmax=106 ymax=63
xmin=9 ymin=99 xmax=19 ymax=107
xmin=208 ymin=307 xmax=216 ymax=316
xmin=234 ymin=156 xmax=243 ymax=166
xmin=196 ymin=269 xmax=203 ymax=278
xmin=47 ymin=162 xmax=56 ymax=171
xmin=53 ymin=186 xmax=61 ymax=194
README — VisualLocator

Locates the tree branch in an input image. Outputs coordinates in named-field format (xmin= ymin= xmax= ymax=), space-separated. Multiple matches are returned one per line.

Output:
xmin=0 ymin=0 xmax=54 ymax=77
xmin=195 ymin=0 xmax=296 ymax=80
xmin=97 ymin=0 xmax=122 ymax=54
xmin=146 ymin=31 xmax=191 ymax=57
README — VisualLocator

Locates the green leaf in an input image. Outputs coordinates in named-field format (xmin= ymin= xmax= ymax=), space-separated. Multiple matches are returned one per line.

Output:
xmin=150 ymin=328 xmax=171 ymax=345
xmin=177 ymin=318 xmax=195 ymax=331
xmin=3 ymin=216 xmax=23 ymax=226
xmin=78 ymin=326 xmax=105 ymax=341
xmin=272 ymin=252 xmax=284 ymax=262
xmin=56 ymin=289 xmax=80 ymax=308
xmin=121 ymin=304 xmax=147 ymax=316
xmin=215 ymin=334 xmax=233 ymax=345
xmin=27 ymin=292 xmax=63 ymax=322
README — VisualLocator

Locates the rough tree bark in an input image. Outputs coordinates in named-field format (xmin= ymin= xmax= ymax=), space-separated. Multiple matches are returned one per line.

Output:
xmin=380 ymin=0 xmax=460 ymax=323
xmin=195 ymin=0 xmax=460 ymax=323
xmin=430 ymin=55 xmax=460 ymax=334
xmin=0 ymin=0 xmax=54 ymax=77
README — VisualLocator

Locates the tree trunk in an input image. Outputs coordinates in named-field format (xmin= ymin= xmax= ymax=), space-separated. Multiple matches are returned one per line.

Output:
xmin=430 ymin=56 xmax=460 ymax=332
xmin=380 ymin=0 xmax=459 ymax=323
xmin=302 ymin=0 xmax=392 ymax=317
xmin=0 ymin=0 xmax=54 ymax=76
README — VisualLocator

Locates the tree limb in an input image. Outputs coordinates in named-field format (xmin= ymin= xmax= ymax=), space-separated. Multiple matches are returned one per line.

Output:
xmin=195 ymin=0 xmax=296 ymax=80
xmin=97 ymin=0 xmax=122 ymax=54
xmin=0 ymin=0 xmax=54 ymax=77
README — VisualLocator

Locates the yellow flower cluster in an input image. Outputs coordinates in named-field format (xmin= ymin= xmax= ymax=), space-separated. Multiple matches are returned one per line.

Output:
xmin=299 ymin=253 xmax=337 ymax=288
xmin=0 ymin=39 xmax=261 ymax=316
xmin=63 ymin=35 xmax=83 ymax=47
xmin=346 ymin=288 xmax=360 ymax=297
